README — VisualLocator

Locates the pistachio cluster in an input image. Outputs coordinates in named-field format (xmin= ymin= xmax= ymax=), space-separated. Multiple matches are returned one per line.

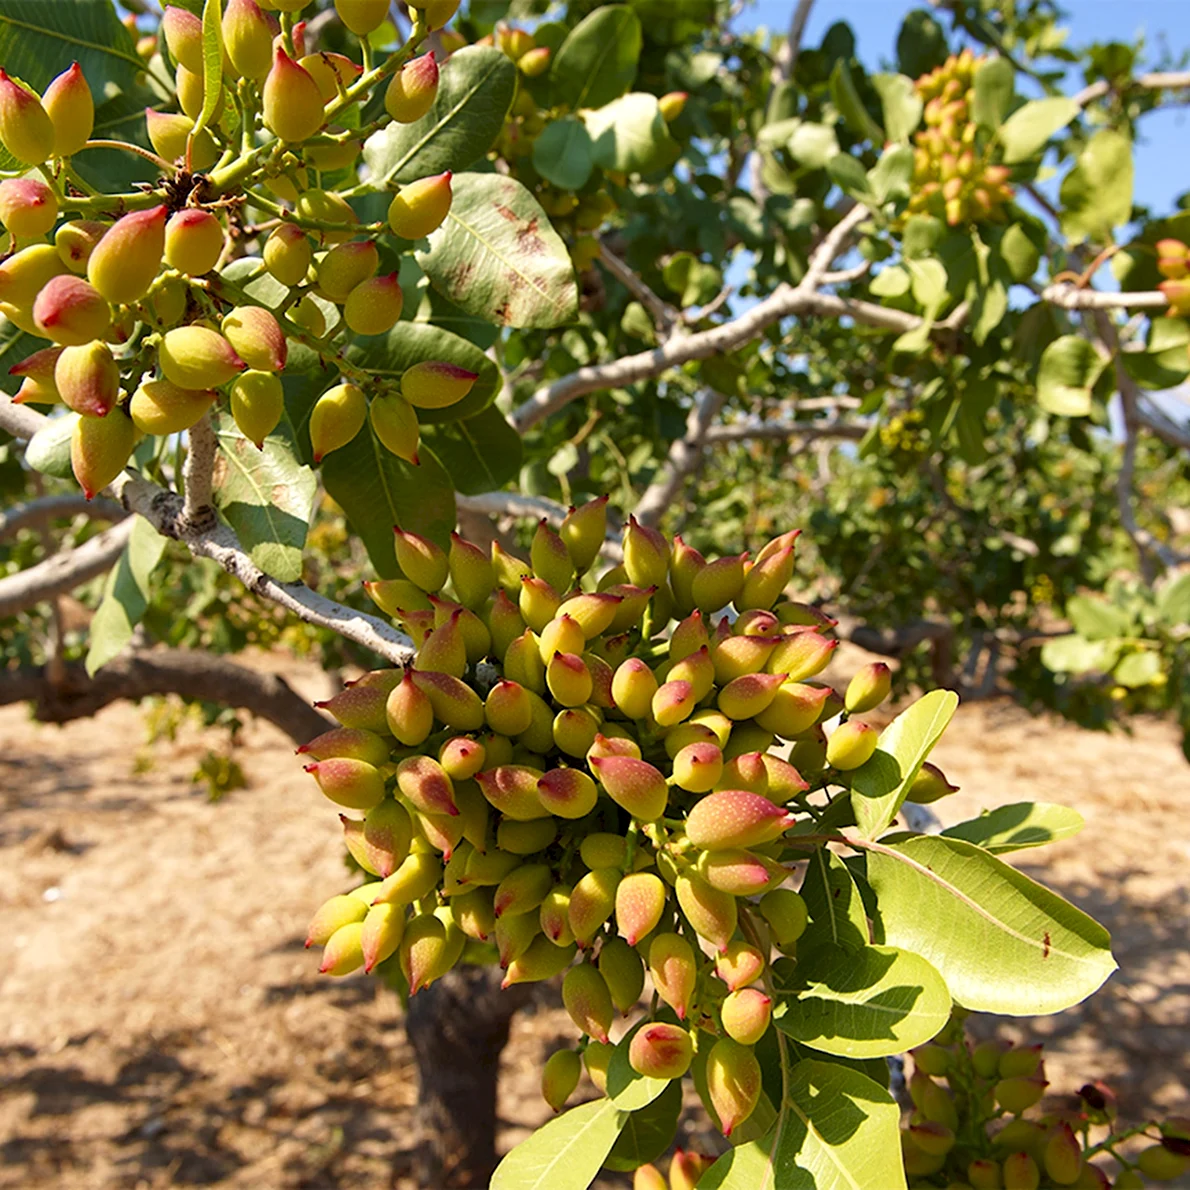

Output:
xmin=910 ymin=51 xmax=1013 ymax=227
xmin=903 ymin=1016 xmax=1189 ymax=1188
xmin=298 ymin=505 xmax=956 ymax=1137
xmin=0 ymin=1 xmax=474 ymax=498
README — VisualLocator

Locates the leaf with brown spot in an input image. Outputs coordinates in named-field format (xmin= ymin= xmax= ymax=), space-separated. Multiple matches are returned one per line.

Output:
xmin=417 ymin=172 xmax=579 ymax=330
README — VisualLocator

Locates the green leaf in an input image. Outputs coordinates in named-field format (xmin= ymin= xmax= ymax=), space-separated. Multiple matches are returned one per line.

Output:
xmin=1067 ymin=593 xmax=1133 ymax=640
xmin=0 ymin=0 xmax=144 ymax=94
xmin=532 ymin=116 xmax=594 ymax=190
xmin=940 ymin=802 xmax=1086 ymax=853
xmin=585 ymin=92 xmax=679 ymax=175
xmin=906 ymin=258 xmax=948 ymax=311
xmin=1114 ymin=650 xmax=1163 ymax=688
xmin=798 ymin=848 xmax=868 ymax=953
xmin=773 ymin=943 xmax=951 ymax=1059
xmin=1123 ymin=315 xmax=1190 ymax=390
xmin=490 ymin=1097 xmax=626 ymax=1190
xmin=320 ymin=431 xmax=456 ymax=577
xmin=551 ymin=4 xmax=641 ymax=113
xmin=971 ymin=56 xmax=1015 ymax=129
xmin=998 ymin=96 xmax=1080 ymax=164
xmin=193 ymin=0 xmax=223 ymax=140
xmin=1157 ymin=573 xmax=1190 ymax=629
xmin=1040 ymin=634 xmax=1121 ymax=675
xmin=85 ymin=518 xmax=167 ymax=676
xmin=346 ymin=319 xmax=499 ymax=424
xmin=851 ymin=689 xmax=959 ymax=839
xmin=868 ymin=144 xmax=915 ymax=204
xmin=420 ymin=406 xmax=522 ymax=495
xmin=786 ymin=121 xmax=840 ymax=170
xmin=362 ymin=46 xmax=517 ymax=186
xmin=869 ymin=265 xmax=910 ymax=297
xmin=603 ymin=1079 xmax=682 ymax=1172
xmin=0 ymin=315 xmax=43 ymax=392
xmin=25 ymin=411 xmax=77 ymax=480
xmin=701 ymin=1060 xmax=905 ymax=1190
xmin=1060 ymin=129 xmax=1135 ymax=243
xmin=416 ymin=172 xmax=579 ymax=329
xmin=866 ymin=835 xmax=1116 ymax=1015
xmin=871 ymin=73 xmax=922 ymax=144
xmin=827 ymin=153 xmax=871 ymax=203
xmin=829 ymin=59 xmax=882 ymax=144
xmin=1036 ymin=335 xmax=1106 ymax=416
xmin=211 ymin=410 xmax=316 ymax=582
xmin=1001 ymin=223 xmax=1041 ymax=282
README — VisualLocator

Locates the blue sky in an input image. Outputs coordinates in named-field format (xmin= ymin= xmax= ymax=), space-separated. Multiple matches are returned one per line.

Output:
xmin=736 ymin=1 xmax=1190 ymax=212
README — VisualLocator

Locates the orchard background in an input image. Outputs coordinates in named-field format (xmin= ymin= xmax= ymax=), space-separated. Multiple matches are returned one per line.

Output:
xmin=0 ymin=0 xmax=1187 ymax=1188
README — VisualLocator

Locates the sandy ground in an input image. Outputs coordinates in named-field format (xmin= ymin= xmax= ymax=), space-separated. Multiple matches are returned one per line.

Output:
xmin=1 ymin=655 xmax=1188 ymax=1189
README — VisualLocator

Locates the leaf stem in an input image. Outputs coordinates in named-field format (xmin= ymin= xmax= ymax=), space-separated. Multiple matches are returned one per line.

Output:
xmin=82 ymin=139 xmax=174 ymax=174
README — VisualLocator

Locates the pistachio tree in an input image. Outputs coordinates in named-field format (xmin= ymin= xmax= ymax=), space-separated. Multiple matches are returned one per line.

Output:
xmin=0 ymin=0 xmax=1187 ymax=1187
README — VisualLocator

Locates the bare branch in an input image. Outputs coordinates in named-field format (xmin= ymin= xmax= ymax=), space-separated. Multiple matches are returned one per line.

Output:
xmin=820 ymin=262 xmax=871 ymax=286
xmin=182 ymin=411 xmax=219 ymax=529
xmin=634 ymin=389 xmax=727 ymax=528
xmin=704 ymin=421 xmax=866 ymax=444
xmin=598 ymin=244 xmax=678 ymax=332
xmin=1137 ymin=399 xmax=1190 ymax=453
xmin=0 ymin=648 xmax=330 ymax=744
xmin=0 ymin=393 xmax=47 ymax=440
xmin=0 ymin=518 xmax=133 ymax=617
xmin=0 ymin=494 xmax=125 ymax=540
xmin=1043 ymin=283 xmax=1168 ymax=311
xmin=1074 ymin=70 xmax=1190 ymax=108
xmin=682 ymin=284 xmax=735 ymax=325
xmin=1094 ymin=311 xmax=1188 ymax=574
xmin=780 ymin=0 xmax=816 ymax=83
xmin=513 ymin=206 xmax=900 ymax=433
xmin=3 ymin=401 xmax=416 ymax=664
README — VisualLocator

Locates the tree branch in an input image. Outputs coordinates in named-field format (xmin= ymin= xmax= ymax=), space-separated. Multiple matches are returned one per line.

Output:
xmin=182 ymin=411 xmax=219 ymax=530
xmin=0 ymin=648 xmax=330 ymax=744
xmin=0 ymin=518 xmax=133 ymax=617
xmin=703 ymin=421 xmax=866 ymax=444
xmin=633 ymin=389 xmax=727 ymax=528
xmin=1073 ymin=70 xmax=1190 ymax=109
xmin=0 ymin=494 xmax=125 ymax=540
xmin=780 ymin=0 xmax=816 ymax=84
xmin=598 ymin=244 xmax=678 ymax=332
xmin=512 ymin=205 xmax=890 ymax=433
xmin=1043 ymin=283 xmax=1168 ymax=311
xmin=2 ymin=401 xmax=416 ymax=664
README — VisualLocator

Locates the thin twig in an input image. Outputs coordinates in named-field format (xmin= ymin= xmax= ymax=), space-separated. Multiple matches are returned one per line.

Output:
xmin=0 ymin=494 xmax=125 ymax=540
xmin=1073 ymin=70 xmax=1190 ymax=109
xmin=1043 ymin=284 xmax=1168 ymax=311
xmin=598 ymin=244 xmax=678 ymax=333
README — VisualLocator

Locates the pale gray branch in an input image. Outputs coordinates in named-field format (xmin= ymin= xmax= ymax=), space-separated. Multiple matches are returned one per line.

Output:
xmin=0 ymin=518 xmax=133 ymax=617
xmin=512 ymin=206 xmax=888 ymax=434
xmin=1043 ymin=284 xmax=1168 ymax=311
xmin=1074 ymin=70 xmax=1190 ymax=108
xmin=2 ymin=401 xmax=416 ymax=663
xmin=781 ymin=0 xmax=816 ymax=83
xmin=0 ymin=494 xmax=125 ymax=540
xmin=1137 ymin=400 xmax=1190 ymax=452
xmin=634 ymin=389 xmax=727 ymax=528
xmin=704 ymin=421 xmax=867 ymax=444
xmin=182 ymin=411 xmax=218 ymax=529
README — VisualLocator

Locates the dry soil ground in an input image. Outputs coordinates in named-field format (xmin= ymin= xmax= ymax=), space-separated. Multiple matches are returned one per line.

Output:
xmin=1 ymin=654 xmax=1187 ymax=1189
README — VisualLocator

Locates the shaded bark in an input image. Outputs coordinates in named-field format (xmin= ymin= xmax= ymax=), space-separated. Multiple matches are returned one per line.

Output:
xmin=406 ymin=965 xmax=532 ymax=1188
xmin=1 ymin=647 xmax=329 ymax=744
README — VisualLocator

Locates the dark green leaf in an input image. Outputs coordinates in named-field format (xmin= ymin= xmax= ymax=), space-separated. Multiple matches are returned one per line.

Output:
xmin=1036 ymin=335 xmax=1106 ymax=416
xmin=603 ymin=1081 xmax=682 ymax=1172
xmin=798 ymin=847 xmax=868 ymax=952
xmin=321 ymin=430 xmax=455 ymax=576
xmin=532 ymin=116 xmax=593 ymax=190
xmin=25 ymin=411 xmax=77 ymax=480
xmin=416 ymin=172 xmax=578 ymax=329
xmin=971 ymin=56 xmax=1014 ymax=129
xmin=829 ymin=59 xmax=882 ymax=144
xmin=551 ymin=4 xmax=641 ymax=113
xmin=362 ymin=46 xmax=517 ymax=186
xmin=871 ymin=73 xmax=922 ymax=144
xmin=420 ymin=406 xmax=522 ymax=495
xmin=1157 ymin=573 xmax=1190 ymax=628
xmin=193 ymin=0 xmax=223 ymax=139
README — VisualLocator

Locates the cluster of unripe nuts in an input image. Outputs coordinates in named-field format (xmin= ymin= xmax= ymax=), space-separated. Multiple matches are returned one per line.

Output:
xmin=910 ymin=51 xmax=1013 ymax=227
xmin=297 ymin=506 xmax=958 ymax=1139
xmin=903 ymin=1017 xmax=1188 ymax=1187
xmin=1154 ymin=240 xmax=1190 ymax=361
xmin=0 ymin=2 xmax=476 ymax=498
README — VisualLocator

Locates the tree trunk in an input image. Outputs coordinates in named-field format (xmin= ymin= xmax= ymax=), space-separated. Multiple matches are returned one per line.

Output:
xmin=406 ymin=965 xmax=531 ymax=1188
